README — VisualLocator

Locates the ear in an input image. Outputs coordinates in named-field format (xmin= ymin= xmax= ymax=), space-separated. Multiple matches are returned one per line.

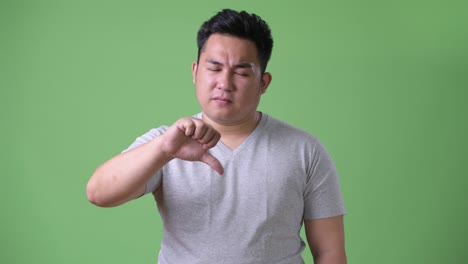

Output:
xmin=260 ymin=72 xmax=272 ymax=94
xmin=191 ymin=62 xmax=198 ymax=84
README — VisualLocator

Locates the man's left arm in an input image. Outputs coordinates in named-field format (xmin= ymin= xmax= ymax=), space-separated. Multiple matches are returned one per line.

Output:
xmin=304 ymin=215 xmax=347 ymax=264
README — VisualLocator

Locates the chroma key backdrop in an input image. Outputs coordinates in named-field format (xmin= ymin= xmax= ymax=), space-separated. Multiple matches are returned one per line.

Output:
xmin=1 ymin=1 xmax=467 ymax=263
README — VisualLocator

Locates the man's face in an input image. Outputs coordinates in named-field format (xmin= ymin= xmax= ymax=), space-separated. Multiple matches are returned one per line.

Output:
xmin=192 ymin=34 xmax=271 ymax=126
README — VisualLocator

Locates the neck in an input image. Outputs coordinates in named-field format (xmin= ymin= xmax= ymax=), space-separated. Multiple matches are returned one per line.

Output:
xmin=202 ymin=112 xmax=261 ymax=148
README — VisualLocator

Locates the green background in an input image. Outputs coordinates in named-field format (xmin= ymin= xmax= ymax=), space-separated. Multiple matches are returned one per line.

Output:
xmin=1 ymin=0 xmax=467 ymax=263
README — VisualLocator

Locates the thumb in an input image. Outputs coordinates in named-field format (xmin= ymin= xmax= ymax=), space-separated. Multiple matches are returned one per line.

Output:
xmin=200 ymin=152 xmax=224 ymax=175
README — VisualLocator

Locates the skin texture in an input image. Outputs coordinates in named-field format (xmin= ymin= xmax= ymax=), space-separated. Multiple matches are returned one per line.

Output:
xmin=305 ymin=216 xmax=347 ymax=264
xmin=86 ymin=33 xmax=346 ymax=263
xmin=192 ymin=34 xmax=272 ymax=149
xmin=161 ymin=117 xmax=224 ymax=174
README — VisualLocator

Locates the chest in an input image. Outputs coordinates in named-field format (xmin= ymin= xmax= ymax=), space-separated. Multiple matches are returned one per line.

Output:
xmin=159 ymin=148 xmax=308 ymax=225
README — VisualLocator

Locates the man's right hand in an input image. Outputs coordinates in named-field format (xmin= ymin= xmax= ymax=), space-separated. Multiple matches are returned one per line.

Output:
xmin=161 ymin=117 xmax=224 ymax=175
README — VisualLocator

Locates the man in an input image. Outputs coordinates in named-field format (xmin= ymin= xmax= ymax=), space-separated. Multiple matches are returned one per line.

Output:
xmin=87 ymin=9 xmax=347 ymax=264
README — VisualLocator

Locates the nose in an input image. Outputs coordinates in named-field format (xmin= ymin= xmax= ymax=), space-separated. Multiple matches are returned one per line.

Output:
xmin=217 ymin=71 xmax=233 ymax=91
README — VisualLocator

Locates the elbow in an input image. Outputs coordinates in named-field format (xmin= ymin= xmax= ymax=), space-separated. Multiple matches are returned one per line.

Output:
xmin=86 ymin=179 xmax=113 ymax=207
xmin=86 ymin=179 xmax=100 ymax=206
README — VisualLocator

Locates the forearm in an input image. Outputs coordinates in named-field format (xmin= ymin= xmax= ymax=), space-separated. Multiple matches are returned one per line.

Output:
xmin=305 ymin=216 xmax=347 ymax=264
xmin=86 ymin=136 xmax=172 ymax=207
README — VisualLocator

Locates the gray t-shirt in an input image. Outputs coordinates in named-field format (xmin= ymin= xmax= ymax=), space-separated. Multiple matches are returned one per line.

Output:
xmin=126 ymin=113 xmax=346 ymax=264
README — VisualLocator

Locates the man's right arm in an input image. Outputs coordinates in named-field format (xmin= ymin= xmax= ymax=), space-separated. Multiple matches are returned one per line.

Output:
xmin=86 ymin=135 xmax=173 ymax=207
xmin=86 ymin=117 xmax=223 ymax=207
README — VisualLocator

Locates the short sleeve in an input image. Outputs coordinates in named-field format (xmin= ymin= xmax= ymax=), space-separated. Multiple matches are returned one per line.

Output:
xmin=123 ymin=126 xmax=168 ymax=195
xmin=303 ymin=141 xmax=346 ymax=219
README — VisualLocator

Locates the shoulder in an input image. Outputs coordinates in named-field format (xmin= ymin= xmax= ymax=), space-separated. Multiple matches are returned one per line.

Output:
xmin=264 ymin=114 xmax=319 ymax=143
xmin=136 ymin=125 xmax=169 ymax=140
xmin=130 ymin=113 xmax=201 ymax=143
xmin=122 ymin=125 xmax=169 ymax=152
xmin=261 ymin=114 xmax=332 ymax=162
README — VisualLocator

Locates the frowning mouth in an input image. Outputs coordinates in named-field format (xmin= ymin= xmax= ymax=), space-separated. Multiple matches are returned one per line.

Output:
xmin=212 ymin=96 xmax=232 ymax=103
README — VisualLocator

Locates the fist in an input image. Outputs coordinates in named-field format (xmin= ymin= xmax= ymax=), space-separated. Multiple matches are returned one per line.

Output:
xmin=161 ymin=117 xmax=224 ymax=175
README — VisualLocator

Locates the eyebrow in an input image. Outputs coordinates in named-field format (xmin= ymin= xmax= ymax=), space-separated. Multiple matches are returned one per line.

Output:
xmin=206 ymin=59 xmax=253 ymax=69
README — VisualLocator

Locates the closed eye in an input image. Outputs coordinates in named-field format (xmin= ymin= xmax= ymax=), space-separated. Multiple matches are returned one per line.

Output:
xmin=235 ymin=72 xmax=249 ymax=77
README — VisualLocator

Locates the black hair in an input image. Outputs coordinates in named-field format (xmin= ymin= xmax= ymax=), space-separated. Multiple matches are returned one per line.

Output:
xmin=196 ymin=9 xmax=273 ymax=73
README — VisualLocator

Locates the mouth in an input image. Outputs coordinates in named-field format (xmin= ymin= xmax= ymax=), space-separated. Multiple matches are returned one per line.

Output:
xmin=212 ymin=96 xmax=232 ymax=104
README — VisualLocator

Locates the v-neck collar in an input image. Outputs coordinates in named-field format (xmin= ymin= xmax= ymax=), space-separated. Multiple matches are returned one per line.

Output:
xmin=195 ymin=112 xmax=268 ymax=157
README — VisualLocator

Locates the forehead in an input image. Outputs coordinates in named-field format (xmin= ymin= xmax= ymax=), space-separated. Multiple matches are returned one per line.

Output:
xmin=200 ymin=34 xmax=259 ymax=65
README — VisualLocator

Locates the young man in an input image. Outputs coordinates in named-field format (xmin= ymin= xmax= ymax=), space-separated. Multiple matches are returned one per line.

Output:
xmin=87 ymin=9 xmax=347 ymax=264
